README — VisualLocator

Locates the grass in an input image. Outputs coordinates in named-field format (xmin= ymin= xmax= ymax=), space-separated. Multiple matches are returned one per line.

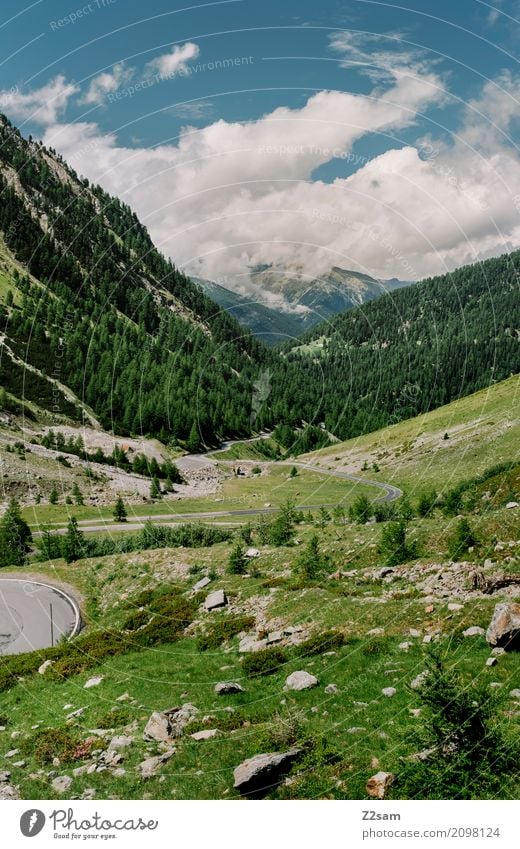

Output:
xmin=21 ymin=466 xmax=377 ymax=529
xmin=301 ymin=375 xmax=519 ymax=498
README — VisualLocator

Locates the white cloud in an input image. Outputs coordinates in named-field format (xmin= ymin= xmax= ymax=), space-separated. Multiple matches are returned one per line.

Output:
xmin=0 ymin=75 xmax=78 ymax=126
xmin=145 ymin=42 xmax=200 ymax=78
xmin=170 ymin=101 xmax=214 ymax=120
xmin=41 ymin=66 xmax=520 ymax=289
xmin=79 ymin=63 xmax=134 ymax=106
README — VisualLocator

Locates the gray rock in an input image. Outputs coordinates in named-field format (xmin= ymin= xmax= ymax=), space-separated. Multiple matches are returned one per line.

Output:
xmin=239 ymin=636 xmax=267 ymax=653
xmin=0 ymin=784 xmax=19 ymax=800
xmin=463 ymin=626 xmax=486 ymax=638
xmin=486 ymin=603 xmax=520 ymax=649
xmin=52 ymin=775 xmax=72 ymax=794
xmin=284 ymin=671 xmax=318 ymax=691
xmin=382 ymin=687 xmax=396 ymax=697
xmin=410 ymin=671 xmax=429 ymax=690
xmin=143 ymin=704 xmax=199 ymax=742
xmin=325 ymin=684 xmax=339 ymax=695
xmin=509 ymin=689 xmax=520 ymax=699
xmin=505 ymin=501 xmax=518 ymax=509
xmin=204 ymin=589 xmax=227 ymax=611
xmin=193 ymin=576 xmax=211 ymax=593
xmin=366 ymin=771 xmax=394 ymax=799
xmin=245 ymin=548 xmax=260 ymax=558
xmin=5 ymin=749 xmax=19 ymax=758
xmin=138 ymin=750 xmax=175 ymax=779
xmin=84 ymin=676 xmax=104 ymax=689
xmin=486 ymin=657 xmax=497 ymax=667
xmin=190 ymin=729 xmax=219 ymax=740
xmin=108 ymin=735 xmax=134 ymax=751
xmin=38 ymin=659 xmax=54 ymax=675
xmin=214 ymin=682 xmax=244 ymax=695
xmin=233 ymin=749 xmax=301 ymax=797
xmin=0 ymin=771 xmax=11 ymax=783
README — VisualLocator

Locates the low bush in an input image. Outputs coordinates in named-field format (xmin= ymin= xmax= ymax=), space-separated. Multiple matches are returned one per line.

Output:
xmin=293 ymin=630 xmax=345 ymax=657
xmin=31 ymin=728 xmax=80 ymax=765
xmin=197 ymin=615 xmax=255 ymax=651
xmin=242 ymin=646 xmax=288 ymax=677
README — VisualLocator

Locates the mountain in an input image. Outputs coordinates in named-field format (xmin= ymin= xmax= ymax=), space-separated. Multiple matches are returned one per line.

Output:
xmin=195 ymin=268 xmax=412 ymax=342
xmin=0 ymin=114 xmax=271 ymax=447
xmin=249 ymin=264 xmax=412 ymax=326
xmin=193 ymin=277 xmax=304 ymax=344
xmin=267 ymin=251 xmax=520 ymax=441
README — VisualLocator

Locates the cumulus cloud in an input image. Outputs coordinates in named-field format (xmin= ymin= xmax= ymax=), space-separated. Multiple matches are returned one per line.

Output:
xmin=41 ymin=64 xmax=520 ymax=289
xmin=79 ymin=63 xmax=134 ymax=106
xmin=0 ymin=75 xmax=78 ymax=126
xmin=145 ymin=42 xmax=200 ymax=78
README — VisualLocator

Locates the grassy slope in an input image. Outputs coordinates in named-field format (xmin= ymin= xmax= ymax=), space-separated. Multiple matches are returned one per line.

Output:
xmin=0 ymin=375 xmax=519 ymax=801
xmin=299 ymin=375 xmax=519 ymax=497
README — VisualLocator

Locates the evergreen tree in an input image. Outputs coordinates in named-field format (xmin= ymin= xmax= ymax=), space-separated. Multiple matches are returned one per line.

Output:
xmin=448 ymin=518 xmax=477 ymax=559
xmin=61 ymin=517 xmax=86 ymax=564
xmin=228 ymin=541 xmax=247 ymax=574
xmin=72 ymin=482 xmax=84 ymax=506
xmin=378 ymin=521 xmax=416 ymax=567
xmin=296 ymin=534 xmax=330 ymax=582
xmin=349 ymin=494 xmax=373 ymax=524
xmin=150 ymin=476 xmax=162 ymax=499
xmin=186 ymin=422 xmax=201 ymax=453
xmin=49 ymin=486 xmax=58 ymax=504
xmin=113 ymin=496 xmax=128 ymax=522
xmin=0 ymin=498 xmax=32 ymax=567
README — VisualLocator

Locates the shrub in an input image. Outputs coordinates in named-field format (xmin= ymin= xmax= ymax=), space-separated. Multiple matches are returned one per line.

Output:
xmin=378 ymin=521 xmax=416 ymax=567
xmin=417 ymin=489 xmax=438 ymax=517
xmin=242 ymin=646 xmax=288 ymax=677
xmin=394 ymin=650 xmax=520 ymax=799
xmin=349 ymin=494 xmax=373 ymax=523
xmin=296 ymin=535 xmax=331 ymax=581
xmin=197 ymin=614 xmax=255 ymax=651
xmin=228 ymin=542 xmax=247 ymax=574
xmin=32 ymin=728 xmax=79 ymax=764
xmin=293 ymin=630 xmax=345 ymax=657
xmin=93 ymin=708 xmax=133 ymax=729
xmin=448 ymin=518 xmax=477 ymax=559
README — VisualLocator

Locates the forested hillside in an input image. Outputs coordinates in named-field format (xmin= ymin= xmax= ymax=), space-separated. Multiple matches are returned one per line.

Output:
xmin=0 ymin=114 xmax=518 ymax=451
xmin=0 ymin=114 xmax=269 ymax=446
xmin=264 ymin=252 xmax=520 ymax=443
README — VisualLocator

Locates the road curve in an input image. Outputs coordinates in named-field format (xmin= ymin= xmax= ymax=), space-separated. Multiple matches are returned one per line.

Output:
xmin=33 ymin=457 xmax=402 ymax=537
xmin=0 ymin=579 xmax=81 ymax=656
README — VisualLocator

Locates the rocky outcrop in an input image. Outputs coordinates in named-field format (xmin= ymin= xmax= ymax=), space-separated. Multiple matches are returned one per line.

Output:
xmin=143 ymin=704 xmax=199 ymax=742
xmin=486 ymin=603 xmax=520 ymax=649
xmin=233 ymin=749 xmax=301 ymax=797
xmin=215 ymin=682 xmax=245 ymax=695
xmin=366 ymin=771 xmax=394 ymax=799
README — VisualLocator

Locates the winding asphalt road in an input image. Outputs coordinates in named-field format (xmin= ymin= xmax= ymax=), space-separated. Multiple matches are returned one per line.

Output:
xmin=0 ymin=579 xmax=81 ymax=655
xmin=33 ymin=457 xmax=402 ymax=536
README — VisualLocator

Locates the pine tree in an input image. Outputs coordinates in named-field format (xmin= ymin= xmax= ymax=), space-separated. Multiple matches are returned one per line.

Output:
xmin=150 ymin=476 xmax=162 ymax=499
xmin=228 ymin=541 xmax=247 ymax=574
xmin=296 ymin=534 xmax=330 ymax=582
xmin=113 ymin=496 xmax=128 ymax=522
xmin=186 ymin=422 xmax=201 ymax=453
xmin=72 ymin=482 xmax=84 ymax=506
xmin=49 ymin=486 xmax=58 ymax=504
xmin=61 ymin=517 xmax=86 ymax=563
xmin=0 ymin=498 xmax=32 ymax=567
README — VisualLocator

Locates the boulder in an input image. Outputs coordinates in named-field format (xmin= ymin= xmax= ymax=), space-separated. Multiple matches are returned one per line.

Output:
xmin=509 ymin=689 xmax=520 ymax=700
xmin=382 ymin=687 xmax=397 ymax=697
xmin=505 ymin=501 xmax=518 ymax=509
xmin=138 ymin=750 xmax=175 ymax=779
xmin=463 ymin=626 xmax=485 ymax=638
xmin=486 ymin=603 xmax=520 ymax=649
xmin=191 ymin=729 xmax=219 ymax=740
xmin=366 ymin=771 xmax=394 ymax=799
xmin=143 ymin=704 xmax=198 ymax=742
xmin=239 ymin=635 xmax=267 ymax=653
xmin=38 ymin=659 xmax=54 ymax=675
xmin=284 ymin=671 xmax=318 ymax=691
xmin=192 ymin=576 xmax=211 ymax=593
xmin=108 ymin=735 xmax=134 ymax=751
xmin=233 ymin=749 xmax=301 ymax=797
xmin=245 ymin=548 xmax=260 ymax=558
xmin=204 ymin=589 xmax=227 ymax=611
xmin=52 ymin=775 xmax=72 ymax=794
xmin=84 ymin=676 xmax=104 ymax=689
xmin=0 ymin=784 xmax=19 ymax=800
xmin=325 ymin=684 xmax=339 ymax=695
xmin=214 ymin=682 xmax=244 ymax=695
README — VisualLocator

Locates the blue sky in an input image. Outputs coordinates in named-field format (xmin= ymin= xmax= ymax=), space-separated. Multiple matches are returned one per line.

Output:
xmin=0 ymin=0 xmax=519 ymax=296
